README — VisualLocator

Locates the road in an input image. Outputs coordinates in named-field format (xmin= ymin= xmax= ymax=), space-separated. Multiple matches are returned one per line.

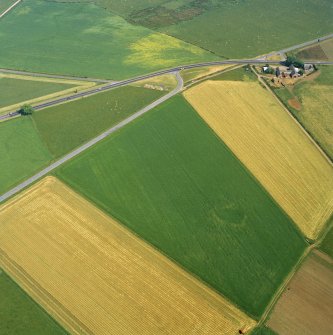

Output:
xmin=0 ymin=68 xmax=112 ymax=83
xmin=2 ymin=57 xmax=332 ymax=121
xmin=0 ymin=72 xmax=183 ymax=203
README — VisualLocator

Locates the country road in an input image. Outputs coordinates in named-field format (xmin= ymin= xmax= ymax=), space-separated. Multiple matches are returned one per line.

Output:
xmin=1 ymin=33 xmax=333 ymax=201
xmin=0 ymin=0 xmax=21 ymax=19
xmin=0 ymin=68 xmax=112 ymax=83
xmin=0 ymin=72 xmax=183 ymax=203
xmin=1 ymin=57 xmax=332 ymax=121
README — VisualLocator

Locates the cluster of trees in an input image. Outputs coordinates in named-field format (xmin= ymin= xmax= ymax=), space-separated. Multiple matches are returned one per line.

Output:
xmin=18 ymin=104 xmax=34 ymax=115
xmin=284 ymin=54 xmax=304 ymax=69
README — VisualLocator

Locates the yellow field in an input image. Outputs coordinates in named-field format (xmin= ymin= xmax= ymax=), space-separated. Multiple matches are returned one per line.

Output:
xmin=184 ymin=80 xmax=333 ymax=239
xmin=0 ymin=177 xmax=255 ymax=335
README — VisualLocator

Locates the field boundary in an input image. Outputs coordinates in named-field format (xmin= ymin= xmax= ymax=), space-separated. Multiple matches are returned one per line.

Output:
xmin=0 ymin=0 xmax=21 ymax=19
xmin=0 ymin=249 xmax=91 ymax=335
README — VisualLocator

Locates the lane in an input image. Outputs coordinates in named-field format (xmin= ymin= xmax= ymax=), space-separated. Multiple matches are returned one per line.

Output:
xmin=0 ymin=72 xmax=183 ymax=203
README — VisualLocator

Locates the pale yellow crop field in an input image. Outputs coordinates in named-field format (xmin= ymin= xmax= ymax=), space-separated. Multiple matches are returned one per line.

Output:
xmin=184 ymin=81 xmax=333 ymax=239
xmin=0 ymin=177 xmax=255 ymax=335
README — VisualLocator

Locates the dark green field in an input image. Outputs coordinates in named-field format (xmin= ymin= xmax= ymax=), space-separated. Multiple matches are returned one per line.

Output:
xmin=251 ymin=326 xmax=278 ymax=335
xmin=56 ymin=95 xmax=306 ymax=318
xmin=320 ymin=217 xmax=333 ymax=259
xmin=0 ymin=77 xmax=75 ymax=109
xmin=0 ymin=118 xmax=52 ymax=195
xmin=32 ymin=86 xmax=164 ymax=158
xmin=66 ymin=0 xmax=333 ymax=58
xmin=0 ymin=270 xmax=67 ymax=335
xmin=0 ymin=0 xmax=217 ymax=80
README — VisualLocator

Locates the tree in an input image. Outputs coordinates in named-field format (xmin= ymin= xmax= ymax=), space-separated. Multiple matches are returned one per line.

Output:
xmin=284 ymin=54 xmax=304 ymax=69
xmin=19 ymin=104 xmax=34 ymax=116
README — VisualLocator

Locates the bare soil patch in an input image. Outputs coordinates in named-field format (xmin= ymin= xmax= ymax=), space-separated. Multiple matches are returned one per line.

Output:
xmin=267 ymin=252 xmax=333 ymax=335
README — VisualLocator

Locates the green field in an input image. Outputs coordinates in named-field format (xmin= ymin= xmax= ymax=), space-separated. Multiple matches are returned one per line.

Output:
xmin=66 ymin=0 xmax=333 ymax=58
xmin=0 ymin=0 xmax=15 ymax=13
xmin=273 ymin=66 xmax=333 ymax=160
xmin=0 ymin=269 xmax=67 ymax=335
xmin=56 ymin=95 xmax=306 ymax=318
xmin=0 ymin=77 xmax=75 ymax=109
xmin=0 ymin=0 xmax=217 ymax=80
xmin=212 ymin=66 xmax=257 ymax=82
xmin=0 ymin=117 xmax=52 ymax=195
xmin=320 ymin=217 xmax=333 ymax=259
xmin=251 ymin=326 xmax=278 ymax=335
xmin=32 ymin=86 xmax=164 ymax=158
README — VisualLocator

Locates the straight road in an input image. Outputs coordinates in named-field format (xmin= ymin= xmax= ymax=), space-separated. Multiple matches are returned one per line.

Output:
xmin=0 ymin=72 xmax=183 ymax=203
xmin=2 ymin=57 xmax=332 ymax=121
xmin=0 ymin=68 xmax=112 ymax=83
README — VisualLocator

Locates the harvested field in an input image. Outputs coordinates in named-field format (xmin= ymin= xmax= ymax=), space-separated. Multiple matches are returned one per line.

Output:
xmin=0 ymin=177 xmax=256 ymax=335
xmin=56 ymin=95 xmax=306 ymax=318
xmin=267 ymin=251 xmax=333 ymax=335
xmin=184 ymin=81 xmax=333 ymax=240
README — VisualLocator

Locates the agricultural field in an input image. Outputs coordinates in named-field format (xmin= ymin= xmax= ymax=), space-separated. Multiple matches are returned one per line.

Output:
xmin=64 ymin=0 xmax=333 ymax=58
xmin=0 ymin=117 xmax=52 ymax=195
xmin=211 ymin=66 xmax=257 ymax=82
xmin=250 ymin=326 xmax=277 ymax=335
xmin=267 ymin=252 xmax=333 ymax=335
xmin=296 ymin=38 xmax=333 ymax=61
xmin=184 ymin=80 xmax=333 ymax=240
xmin=0 ymin=177 xmax=256 ymax=335
xmin=56 ymin=95 xmax=306 ymax=319
xmin=32 ymin=86 xmax=164 ymax=158
xmin=0 ymin=269 xmax=67 ymax=335
xmin=131 ymin=74 xmax=178 ymax=91
xmin=0 ymin=74 xmax=81 ymax=112
xmin=319 ymin=217 xmax=333 ymax=259
xmin=181 ymin=65 xmax=232 ymax=84
xmin=0 ymin=0 xmax=218 ymax=80
xmin=273 ymin=66 xmax=333 ymax=160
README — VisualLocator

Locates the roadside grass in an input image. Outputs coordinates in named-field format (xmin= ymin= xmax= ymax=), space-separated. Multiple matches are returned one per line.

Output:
xmin=211 ymin=66 xmax=257 ymax=82
xmin=0 ymin=269 xmax=67 ymax=335
xmin=0 ymin=76 xmax=75 ymax=109
xmin=319 ymin=217 xmax=333 ymax=259
xmin=273 ymin=66 xmax=333 ymax=160
xmin=0 ymin=117 xmax=52 ymax=195
xmin=0 ymin=0 xmax=218 ymax=80
xmin=56 ymin=95 xmax=306 ymax=319
xmin=73 ymin=0 xmax=333 ymax=58
xmin=32 ymin=86 xmax=164 ymax=158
